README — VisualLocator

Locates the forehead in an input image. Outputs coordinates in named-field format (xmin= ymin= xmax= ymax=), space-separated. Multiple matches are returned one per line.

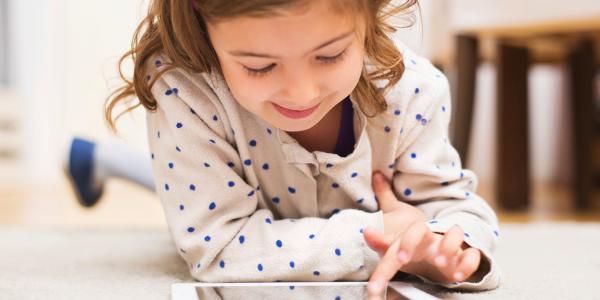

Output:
xmin=206 ymin=1 xmax=363 ymax=57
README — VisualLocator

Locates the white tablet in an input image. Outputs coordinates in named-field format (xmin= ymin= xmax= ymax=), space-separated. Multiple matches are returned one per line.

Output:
xmin=171 ymin=281 xmax=440 ymax=300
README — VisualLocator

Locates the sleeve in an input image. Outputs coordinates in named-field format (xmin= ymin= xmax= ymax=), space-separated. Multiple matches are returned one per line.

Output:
xmin=391 ymin=74 xmax=501 ymax=291
xmin=145 ymin=68 xmax=384 ymax=282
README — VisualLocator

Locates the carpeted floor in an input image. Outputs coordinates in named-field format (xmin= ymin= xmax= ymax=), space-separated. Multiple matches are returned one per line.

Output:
xmin=1 ymin=223 xmax=599 ymax=300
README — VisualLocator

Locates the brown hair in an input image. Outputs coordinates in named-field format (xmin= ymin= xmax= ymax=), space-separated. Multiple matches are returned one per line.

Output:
xmin=105 ymin=0 xmax=418 ymax=132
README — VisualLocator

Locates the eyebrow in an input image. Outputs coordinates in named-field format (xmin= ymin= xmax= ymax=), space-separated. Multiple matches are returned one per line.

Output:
xmin=228 ymin=29 xmax=355 ymax=59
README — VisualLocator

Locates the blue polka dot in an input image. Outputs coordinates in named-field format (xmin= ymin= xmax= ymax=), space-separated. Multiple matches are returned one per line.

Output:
xmin=209 ymin=202 xmax=216 ymax=210
xmin=460 ymin=172 xmax=465 ymax=178
xmin=244 ymin=159 xmax=252 ymax=166
xmin=441 ymin=181 xmax=449 ymax=186
xmin=421 ymin=118 xmax=428 ymax=126
xmin=415 ymin=87 xmax=420 ymax=94
xmin=388 ymin=164 xmax=394 ymax=169
xmin=351 ymin=172 xmax=358 ymax=178
xmin=267 ymin=128 xmax=272 ymax=135
xmin=219 ymin=260 xmax=225 ymax=268
xmin=180 ymin=249 xmax=186 ymax=254
xmin=410 ymin=59 xmax=417 ymax=65
xmin=227 ymin=162 xmax=235 ymax=168
xmin=272 ymin=197 xmax=280 ymax=204
xmin=410 ymin=153 xmax=417 ymax=159
xmin=151 ymin=153 xmax=155 ymax=160
xmin=189 ymin=184 xmax=196 ymax=191
xmin=404 ymin=188 xmax=412 ymax=196
xmin=288 ymin=187 xmax=296 ymax=194
xmin=204 ymin=162 xmax=210 ymax=167
xmin=335 ymin=248 xmax=342 ymax=256
xmin=155 ymin=59 xmax=162 ymax=67
xmin=309 ymin=234 xmax=315 ymax=239
xmin=332 ymin=183 xmax=339 ymax=188
xmin=176 ymin=122 xmax=183 ymax=128
xmin=416 ymin=114 xmax=422 ymax=121
xmin=196 ymin=263 xmax=201 ymax=268
xmin=276 ymin=240 xmax=283 ymax=248
xmin=228 ymin=181 xmax=235 ymax=187
xmin=190 ymin=108 xmax=196 ymax=115
xmin=464 ymin=232 xmax=470 ymax=238
xmin=265 ymin=218 xmax=272 ymax=224
xmin=164 ymin=183 xmax=170 ymax=191
xmin=173 ymin=88 xmax=178 ymax=94
xmin=428 ymin=220 xmax=438 ymax=224
xmin=176 ymin=146 xmax=181 ymax=152
xmin=359 ymin=228 xmax=364 ymax=234
xmin=357 ymin=198 xmax=364 ymax=204
xmin=494 ymin=230 xmax=500 ymax=237
xmin=249 ymin=140 xmax=257 ymax=147
xmin=168 ymin=162 xmax=174 ymax=169
xmin=179 ymin=204 xmax=184 ymax=210
xmin=442 ymin=106 xmax=446 ymax=112
xmin=332 ymin=208 xmax=340 ymax=215
xmin=157 ymin=131 xmax=160 ymax=138
xmin=384 ymin=126 xmax=391 ymax=133
xmin=165 ymin=89 xmax=173 ymax=96
xmin=289 ymin=261 xmax=295 ymax=268
xmin=204 ymin=235 xmax=211 ymax=242
xmin=394 ymin=109 xmax=401 ymax=116
xmin=187 ymin=227 xmax=195 ymax=233
xmin=465 ymin=192 xmax=471 ymax=197
xmin=212 ymin=115 xmax=218 ymax=121
xmin=209 ymin=139 xmax=216 ymax=144
xmin=239 ymin=235 xmax=245 ymax=244
xmin=257 ymin=264 xmax=263 ymax=271
xmin=325 ymin=163 xmax=333 ymax=168
xmin=262 ymin=163 xmax=269 ymax=170
xmin=313 ymin=271 xmax=320 ymax=276
xmin=336 ymin=297 xmax=341 ymax=300
xmin=289 ymin=286 xmax=295 ymax=290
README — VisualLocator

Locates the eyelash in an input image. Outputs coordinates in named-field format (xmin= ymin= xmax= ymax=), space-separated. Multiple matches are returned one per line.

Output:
xmin=244 ymin=49 xmax=348 ymax=77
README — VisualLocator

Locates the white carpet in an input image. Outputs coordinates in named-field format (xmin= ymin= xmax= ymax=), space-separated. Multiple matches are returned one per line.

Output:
xmin=1 ymin=223 xmax=599 ymax=300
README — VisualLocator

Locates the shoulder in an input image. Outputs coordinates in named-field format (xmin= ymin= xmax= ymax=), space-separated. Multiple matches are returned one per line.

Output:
xmin=145 ymin=53 xmax=233 ymax=141
xmin=367 ymin=40 xmax=451 ymax=130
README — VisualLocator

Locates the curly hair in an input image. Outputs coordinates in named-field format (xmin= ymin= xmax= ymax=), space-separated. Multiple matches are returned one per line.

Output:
xmin=105 ymin=0 xmax=418 ymax=131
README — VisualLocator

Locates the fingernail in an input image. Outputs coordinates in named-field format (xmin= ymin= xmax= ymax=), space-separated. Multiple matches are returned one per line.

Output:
xmin=368 ymin=280 xmax=383 ymax=293
xmin=397 ymin=251 xmax=409 ymax=264
xmin=435 ymin=256 xmax=446 ymax=266
xmin=454 ymin=272 xmax=463 ymax=281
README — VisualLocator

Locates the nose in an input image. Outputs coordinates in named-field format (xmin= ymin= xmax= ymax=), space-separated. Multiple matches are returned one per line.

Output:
xmin=280 ymin=67 xmax=320 ymax=109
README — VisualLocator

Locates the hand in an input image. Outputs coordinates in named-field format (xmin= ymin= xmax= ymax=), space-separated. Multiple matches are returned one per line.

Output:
xmin=364 ymin=172 xmax=482 ymax=299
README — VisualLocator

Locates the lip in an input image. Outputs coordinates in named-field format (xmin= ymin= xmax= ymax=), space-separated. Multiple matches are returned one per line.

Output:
xmin=273 ymin=102 xmax=321 ymax=119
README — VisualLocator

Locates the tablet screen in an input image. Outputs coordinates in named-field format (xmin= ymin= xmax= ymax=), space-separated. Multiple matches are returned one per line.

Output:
xmin=172 ymin=282 xmax=440 ymax=300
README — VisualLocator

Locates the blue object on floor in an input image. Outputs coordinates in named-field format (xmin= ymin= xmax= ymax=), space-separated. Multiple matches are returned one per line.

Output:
xmin=67 ymin=138 xmax=103 ymax=207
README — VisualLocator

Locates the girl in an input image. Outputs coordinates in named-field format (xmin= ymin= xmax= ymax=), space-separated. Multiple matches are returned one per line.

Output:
xmin=105 ymin=0 xmax=500 ymax=294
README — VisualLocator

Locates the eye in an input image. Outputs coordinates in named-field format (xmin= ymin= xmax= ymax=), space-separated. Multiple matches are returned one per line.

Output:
xmin=317 ymin=49 xmax=347 ymax=64
xmin=244 ymin=64 xmax=276 ymax=77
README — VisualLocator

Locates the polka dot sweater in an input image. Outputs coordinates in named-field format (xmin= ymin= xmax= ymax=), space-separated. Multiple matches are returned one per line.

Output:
xmin=145 ymin=44 xmax=500 ymax=290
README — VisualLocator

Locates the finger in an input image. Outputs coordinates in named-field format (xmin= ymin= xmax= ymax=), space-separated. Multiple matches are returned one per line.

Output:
xmin=363 ymin=227 xmax=393 ymax=256
xmin=452 ymin=247 xmax=481 ymax=282
xmin=396 ymin=222 xmax=431 ymax=263
xmin=434 ymin=226 xmax=464 ymax=267
xmin=372 ymin=172 xmax=397 ymax=212
xmin=368 ymin=235 xmax=404 ymax=295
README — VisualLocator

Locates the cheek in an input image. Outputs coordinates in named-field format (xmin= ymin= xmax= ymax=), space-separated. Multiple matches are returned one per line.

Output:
xmin=219 ymin=62 xmax=271 ymax=107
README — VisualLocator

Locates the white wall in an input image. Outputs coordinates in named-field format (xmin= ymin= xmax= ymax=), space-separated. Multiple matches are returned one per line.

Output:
xmin=7 ymin=0 xmax=149 ymax=185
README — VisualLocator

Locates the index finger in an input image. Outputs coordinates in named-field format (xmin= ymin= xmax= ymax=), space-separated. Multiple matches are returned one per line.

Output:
xmin=368 ymin=234 xmax=404 ymax=295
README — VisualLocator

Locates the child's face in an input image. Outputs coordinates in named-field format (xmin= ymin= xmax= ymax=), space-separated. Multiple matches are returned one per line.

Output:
xmin=206 ymin=1 xmax=366 ymax=132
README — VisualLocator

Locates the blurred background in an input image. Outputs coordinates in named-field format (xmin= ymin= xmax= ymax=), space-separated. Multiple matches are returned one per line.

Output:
xmin=1 ymin=0 xmax=600 ymax=229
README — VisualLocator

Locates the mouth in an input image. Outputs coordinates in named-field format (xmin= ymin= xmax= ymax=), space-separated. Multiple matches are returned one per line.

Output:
xmin=272 ymin=102 xmax=321 ymax=119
